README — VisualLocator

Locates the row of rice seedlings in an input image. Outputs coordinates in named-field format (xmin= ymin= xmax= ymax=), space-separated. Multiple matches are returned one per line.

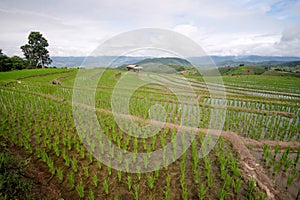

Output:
xmin=223 ymin=110 xmax=299 ymax=141
xmin=262 ymin=144 xmax=300 ymax=189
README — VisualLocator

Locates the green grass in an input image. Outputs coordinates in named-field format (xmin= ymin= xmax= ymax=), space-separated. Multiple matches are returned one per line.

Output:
xmin=222 ymin=66 xmax=266 ymax=75
xmin=231 ymin=66 xmax=248 ymax=74
xmin=198 ymin=75 xmax=300 ymax=93
xmin=253 ymin=66 xmax=266 ymax=75
xmin=222 ymin=75 xmax=300 ymax=93
xmin=0 ymin=68 xmax=70 ymax=83
xmin=21 ymin=69 xmax=77 ymax=84
xmin=263 ymin=70 xmax=300 ymax=77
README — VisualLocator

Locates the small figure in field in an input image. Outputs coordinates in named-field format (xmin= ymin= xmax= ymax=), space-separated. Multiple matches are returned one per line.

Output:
xmin=51 ymin=80 xmax=61 ymax=85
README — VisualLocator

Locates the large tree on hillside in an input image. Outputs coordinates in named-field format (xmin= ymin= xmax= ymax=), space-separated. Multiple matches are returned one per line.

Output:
xmin=21 ymin=32 xmax=52 ymax=68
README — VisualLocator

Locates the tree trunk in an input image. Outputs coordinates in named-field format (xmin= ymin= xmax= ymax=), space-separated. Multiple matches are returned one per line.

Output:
xmin=41 ymin=57 xmax=44 ymax=68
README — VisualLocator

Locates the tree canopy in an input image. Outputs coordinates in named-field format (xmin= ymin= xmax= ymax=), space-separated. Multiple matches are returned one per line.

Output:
xmin=21 ymin=32 xmax=52 ymax=68
xmin=0 ymin=50 xmax=29 ymax=72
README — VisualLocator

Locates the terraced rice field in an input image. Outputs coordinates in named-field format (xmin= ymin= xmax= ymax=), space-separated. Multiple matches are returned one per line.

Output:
xmin=1 ymin=68 xmax=299 ymax=199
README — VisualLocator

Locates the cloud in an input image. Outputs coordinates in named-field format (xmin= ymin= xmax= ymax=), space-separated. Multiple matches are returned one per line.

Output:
xmin=280 ymin=26 xmax=300 ymax=42
xmin=0 ymin=0 xmax=300 ymax=56
xmin=275 ymin=26 xmax=300 ymax=56
xmin=0 ymin=8 xmax=113 ymax=56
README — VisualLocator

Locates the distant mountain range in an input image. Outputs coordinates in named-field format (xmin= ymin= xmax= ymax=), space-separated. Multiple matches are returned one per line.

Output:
xmin=210 ymin=55 xmax=300 ymax=63
xmin=210 ymin=56 xmax=300 ymax=67
xmin=50 ymin=56 xmax=148 ymax=68
xmin=50 ymin=55 xmax=300 ymax=68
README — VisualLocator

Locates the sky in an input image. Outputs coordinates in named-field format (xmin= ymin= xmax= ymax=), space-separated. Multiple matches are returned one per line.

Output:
xmin=0 ymin=0 xmax=300 ymax=57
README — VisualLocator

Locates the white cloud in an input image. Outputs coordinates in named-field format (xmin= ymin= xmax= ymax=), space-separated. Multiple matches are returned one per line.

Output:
xmin=0 ymin=0 xmax=300 ymax=56
xmin=274 ymin=26 xmax=300 ymax=56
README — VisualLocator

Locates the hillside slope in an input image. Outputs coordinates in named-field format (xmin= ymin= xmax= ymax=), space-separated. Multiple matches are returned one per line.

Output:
xmin=218 ymin=66 xmax=300 ymax=77
xmin=119 ymin=57 xmax=193 ymax=73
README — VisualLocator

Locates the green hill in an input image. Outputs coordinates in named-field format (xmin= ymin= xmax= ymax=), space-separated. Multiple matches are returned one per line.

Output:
xmin=118 ymin=57 xmax=193 ymax=74
xmin=218 ymin=65 xmax=300 ymax=77
xmin=135 ymin=57 xmax=192 ymax=66
xmin=219 ymin=66 xmax=266 ymax=75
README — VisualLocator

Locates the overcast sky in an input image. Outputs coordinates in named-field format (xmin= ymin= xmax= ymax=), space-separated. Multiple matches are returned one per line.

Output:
xmin=1 ymin=0 xmax=300 ymax=57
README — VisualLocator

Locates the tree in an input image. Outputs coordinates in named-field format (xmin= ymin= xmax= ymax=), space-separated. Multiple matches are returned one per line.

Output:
xmin=21 ymin=32 xmax=52 ymax=68
xmin=10 ymin=56 xmax=29 ymax=70
xmin=0 ymin=49 xmax=10 ymax=71
xmin=0 ymin=50 xmax=29 ymax=72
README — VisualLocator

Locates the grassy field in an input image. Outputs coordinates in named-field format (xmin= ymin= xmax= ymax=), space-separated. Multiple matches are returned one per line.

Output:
xmin=218 ymin=65 xmax=300 ymax=78
xmin=0 ymin=68 xmax=299 ymax=199
xmin=0 ymin=68 xmax=72 ymax=83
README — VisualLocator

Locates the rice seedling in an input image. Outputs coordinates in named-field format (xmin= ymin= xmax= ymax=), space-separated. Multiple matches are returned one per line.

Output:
xmin=233 ymin=177 xmax=242 ymax=194
xmin=207 ymin=173 xmax=215 ymax=189
xmin=198 ymin=183 xmax=207 ymax=200
xmin=219 ymin=186 xmax=228 ymax=200
xmin=181 ymin=186 xmax=188 ymax=200
xmin=57 ymin=168 xmax=63 ymax=183
xmin=92 ymin=173 xmax=98 ymax=187
xmin=89 ymin=188 xmax=95 ymax=200
xmin=117 ymin=170 xmax=122 ymax=183
xmin=83 ymin=165 xmax=89 ymax=177
xmin=283 ymin=159 xmax=293 ymax=172
xmin=194 ymin=169 xmax=201 ymax=184
xmin=76 ymin=179 xmax=85 ymax=199
xmin=69 ymin=172 xmax=75 ymax=189
xmin=127 ymin=175 xmax=132 ymax=191
xmin=103 ymin=178 xmax=109 ymax=194
xmin=148 ymin=174 xmax=155 ymax=189
xmin=134 ymin=185 xmax=139 ymax=200
xmin=47 ymin=158 xmax=55 ymax=175
xmin=248 ymin=178 xmax=256 ymax=200
xmin=286 ymin=167 xmax=297 ymax=189
xmin=71 ymin=157 xmax=78 ymax=172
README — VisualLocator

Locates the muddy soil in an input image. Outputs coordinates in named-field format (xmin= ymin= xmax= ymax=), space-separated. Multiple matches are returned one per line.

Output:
xmin=1 ymin=139 xmax=63 ymax=199
xmin=251 ymin=150 xmax=300 ymax=199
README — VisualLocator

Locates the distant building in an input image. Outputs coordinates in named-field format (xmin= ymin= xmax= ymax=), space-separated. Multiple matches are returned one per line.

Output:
xmin=126 ymin=64 xmax=143 ymax=72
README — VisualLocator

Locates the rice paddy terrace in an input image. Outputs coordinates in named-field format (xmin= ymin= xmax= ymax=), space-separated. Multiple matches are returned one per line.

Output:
xmin=0 ymin=68 xmax=299 ymax=200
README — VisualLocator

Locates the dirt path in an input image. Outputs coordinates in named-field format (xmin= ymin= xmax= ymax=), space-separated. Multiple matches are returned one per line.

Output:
xmin=242 ymin=137 xmax=300 ymax=151
xmin=220 ymin=131 xmax=291 ymax=200
xmin=56 ymin=72 xmax=77 ymax=81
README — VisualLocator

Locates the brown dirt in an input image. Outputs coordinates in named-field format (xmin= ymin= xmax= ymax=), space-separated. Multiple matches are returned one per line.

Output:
xmin=56 ymin=73 xmax=77 ymax=81
xmin=220 ymin=131 xmax=292 ymax=200
xmin=1 ymin=140 xmax=63 ymax=199
xmin=242 ymin=137 xmax=300 ymax=152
